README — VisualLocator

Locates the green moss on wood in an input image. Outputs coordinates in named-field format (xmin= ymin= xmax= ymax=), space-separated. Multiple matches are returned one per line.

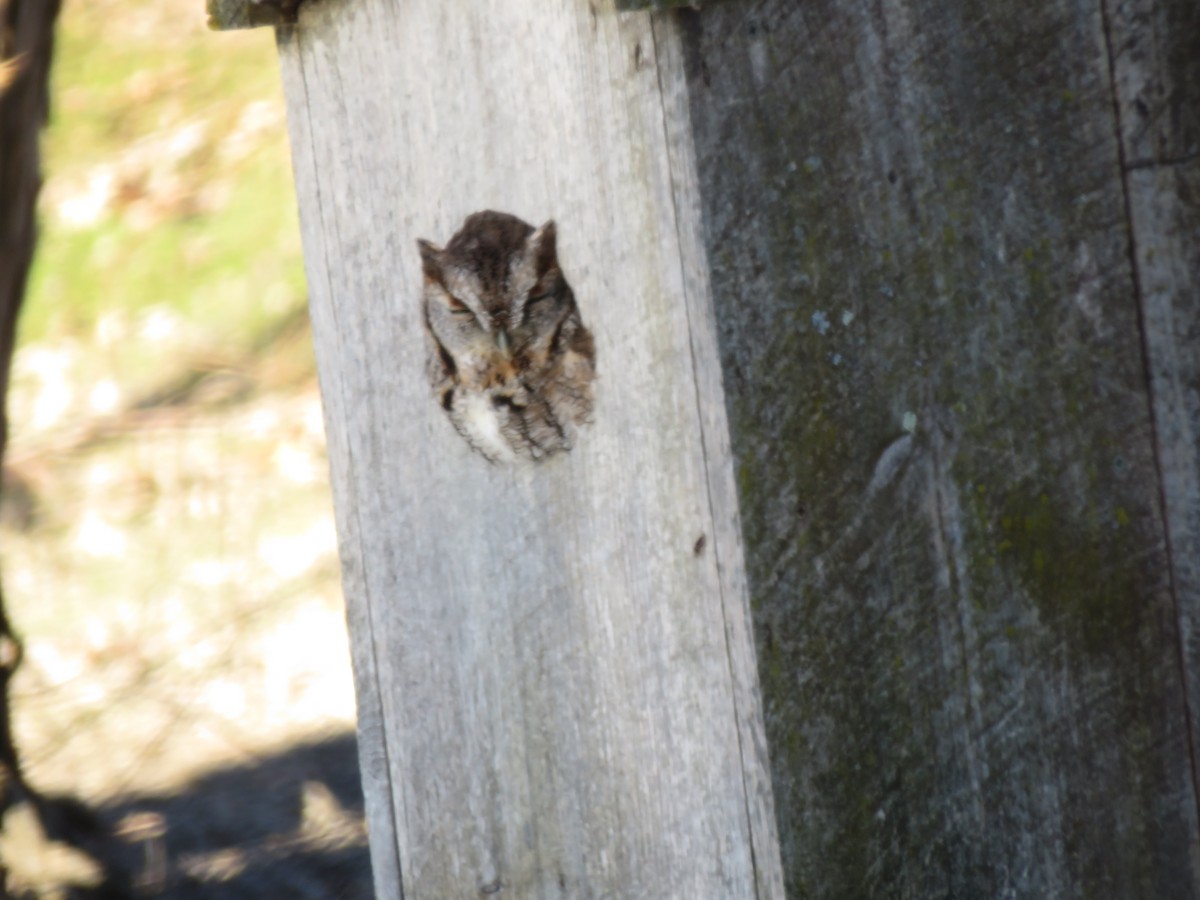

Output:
xmin=682 ymin=0 xmax=1192 ymax=894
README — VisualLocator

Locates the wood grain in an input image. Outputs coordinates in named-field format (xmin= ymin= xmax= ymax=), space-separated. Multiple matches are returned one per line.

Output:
xmin=676 ymin=1 xmax=1200 ymax=895
xmin=1105 ymin=0 xmax=1200 ymax=822
xmin=277 ymin=2 xmax=782 ymax=897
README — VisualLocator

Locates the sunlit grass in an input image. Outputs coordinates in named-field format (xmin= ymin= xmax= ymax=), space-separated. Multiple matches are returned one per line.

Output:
xmin=23 ymin=0 xmax=304 ymax=361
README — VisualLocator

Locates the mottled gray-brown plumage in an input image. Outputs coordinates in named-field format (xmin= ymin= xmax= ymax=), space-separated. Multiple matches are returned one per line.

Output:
xmin=418 ymin=210 xmax=596 ymax=462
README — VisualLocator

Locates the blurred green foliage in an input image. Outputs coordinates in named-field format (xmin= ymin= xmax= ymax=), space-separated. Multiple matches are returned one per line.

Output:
xmin=24 ymin=0 xmax=306 ymax=389
xmin=2 ymin=5 xmax=357 ymax=830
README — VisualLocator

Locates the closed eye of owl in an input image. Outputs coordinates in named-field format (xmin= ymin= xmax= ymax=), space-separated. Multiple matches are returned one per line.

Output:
xmin=417 ymin=210 xmax=596 ymax=462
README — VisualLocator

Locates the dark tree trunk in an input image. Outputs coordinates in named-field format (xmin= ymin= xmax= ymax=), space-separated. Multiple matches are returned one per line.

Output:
xmin=0 ymin=0 xmax=61 ymax=893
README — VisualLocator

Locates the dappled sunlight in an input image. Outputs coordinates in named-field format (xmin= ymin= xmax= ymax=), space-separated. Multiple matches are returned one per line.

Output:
xmin=12 ymin=344 xmax=76 ymax=430
xmin=5 ymin=384 xmax=355 ymax=801
xmin=0 ymin=0 xmax=367 ymax=895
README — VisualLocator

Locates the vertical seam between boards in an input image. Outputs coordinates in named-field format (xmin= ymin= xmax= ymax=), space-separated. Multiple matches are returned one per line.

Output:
xmin=294 ymin=35 xmax=408 ymax=896
xmin=648 ymin=13 xmax=764 ymax=896
xmin=1098 ymin=0 xmax=1200 ymax=828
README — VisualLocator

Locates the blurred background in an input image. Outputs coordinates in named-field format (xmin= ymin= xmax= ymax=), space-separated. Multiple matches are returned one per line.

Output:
xmin=1 ymin=0 xmax=370 ymax=894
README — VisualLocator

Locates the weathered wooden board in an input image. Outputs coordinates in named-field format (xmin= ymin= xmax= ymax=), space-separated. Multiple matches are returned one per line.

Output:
xmin=1106 ymin=0 xmax=1200 ymax=813
xmin=277 ymin=1 xmax=782 ymax=896
xmin=675 ymin=0 xmax=1200 ymax=896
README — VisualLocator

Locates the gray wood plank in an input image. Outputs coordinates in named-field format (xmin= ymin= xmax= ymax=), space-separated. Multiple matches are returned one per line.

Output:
xmin=651 ymin=15 xmax=784 ymax=897
xmin=277 ymin=1 xmax=782 ymax=897
xmin=274 ymin=25 xmax=405 ymax=894
xmin=676 ymin=1 xmax=1200 ymax=896
xmin=1105 ymin=0 xmax=1200 ymax=824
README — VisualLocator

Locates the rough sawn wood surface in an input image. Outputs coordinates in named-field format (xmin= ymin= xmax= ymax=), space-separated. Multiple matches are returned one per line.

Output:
xmin=278 ymin=2 xmax=783 ymax=897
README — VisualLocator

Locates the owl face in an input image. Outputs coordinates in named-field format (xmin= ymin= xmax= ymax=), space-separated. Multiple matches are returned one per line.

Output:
xmin=418 ymin=210 xmax=596 ymax=462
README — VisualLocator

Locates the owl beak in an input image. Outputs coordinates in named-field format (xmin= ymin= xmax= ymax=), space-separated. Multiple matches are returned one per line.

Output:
xmin=496 ymin=329 xmax=511 ymax=357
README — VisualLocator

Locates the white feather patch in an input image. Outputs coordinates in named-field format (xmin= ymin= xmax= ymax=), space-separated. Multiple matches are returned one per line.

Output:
xmin=457 ymin=391 xmax=516 ymax=462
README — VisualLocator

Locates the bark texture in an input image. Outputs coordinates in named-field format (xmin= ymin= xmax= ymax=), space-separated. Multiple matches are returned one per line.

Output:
xmin=0 ymin=0 xmax=61 ymax=893
xmin=677 ymin=1 xmax=1200 ymax=896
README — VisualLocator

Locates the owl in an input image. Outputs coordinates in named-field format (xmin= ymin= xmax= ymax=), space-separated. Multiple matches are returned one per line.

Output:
xmin=417 ymin=210 xmax=596 ymax=462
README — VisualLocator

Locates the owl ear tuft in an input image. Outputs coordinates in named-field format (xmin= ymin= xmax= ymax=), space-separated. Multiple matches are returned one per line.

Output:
xmin=527 ymin=220 xmax=558 ymax=278
xmin=417 ymin=239 xmax=445 ymax=284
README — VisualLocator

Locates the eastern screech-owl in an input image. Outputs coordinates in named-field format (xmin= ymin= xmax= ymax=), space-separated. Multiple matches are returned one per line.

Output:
xmin=418 ymin=210 xmax=596 ymax=462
